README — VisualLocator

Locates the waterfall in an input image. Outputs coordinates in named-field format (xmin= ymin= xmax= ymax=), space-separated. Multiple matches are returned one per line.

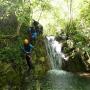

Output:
xmin=45 ymin=36 xmax=68 ymax=70
xmin=41 ymin=36 xmax=90 ymax=90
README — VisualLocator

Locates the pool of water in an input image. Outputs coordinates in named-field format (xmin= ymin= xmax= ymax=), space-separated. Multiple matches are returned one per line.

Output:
xmin=41 ymin=70 xmax=90 ymax=90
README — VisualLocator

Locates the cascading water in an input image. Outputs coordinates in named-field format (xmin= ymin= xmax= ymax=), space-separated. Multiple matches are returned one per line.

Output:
xmin=41 ymin=36 xmax=90 ymax=90
xmin=45 ymin=36 xmax=67 ymax=69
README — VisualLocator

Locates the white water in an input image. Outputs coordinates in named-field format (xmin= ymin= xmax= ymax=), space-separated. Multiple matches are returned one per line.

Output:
xmin=45 ymin=36 xmax=68 ymax=69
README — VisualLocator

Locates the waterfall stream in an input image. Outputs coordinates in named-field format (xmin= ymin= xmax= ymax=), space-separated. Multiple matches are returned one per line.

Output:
xmin=40 ymin=36 xmax=90 ymax=90
xmin=45 ymin=36 xmax=67 ymax=69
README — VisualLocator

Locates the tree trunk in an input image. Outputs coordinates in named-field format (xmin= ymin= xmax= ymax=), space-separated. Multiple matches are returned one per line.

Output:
xmin=70 ymin=0 xmax=73 ymax=21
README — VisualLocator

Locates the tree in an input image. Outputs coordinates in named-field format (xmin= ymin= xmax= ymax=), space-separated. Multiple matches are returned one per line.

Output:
xmin=80 ymin=0 xmax=90 ymax=27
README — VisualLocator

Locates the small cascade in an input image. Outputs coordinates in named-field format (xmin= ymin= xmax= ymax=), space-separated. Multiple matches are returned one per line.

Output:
xmin=45 ymin=36 xmax=67 ymax=70
xmin=41 ymin=36 xmax=90 ymax=90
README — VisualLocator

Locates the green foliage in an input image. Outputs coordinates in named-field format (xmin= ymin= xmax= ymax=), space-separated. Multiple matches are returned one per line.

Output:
xmin=0 ymin=0 xmax=52 ymax=26
xmin=0 ymin=21 xmax=48 ymax=89
xmin=73 ymin=33 xmax=86 ymax=45
xmin=64 ymin=21 xmax=77 ymax=37
xmin=31 ymin=0 xmax=52 ymax=10
xmin=80 ymin=0 xmax=90 ymax=26
xmin=44 ymin=23 xmax=57 ymax=35
xmin=0 ymin=0 xmax=90 ymax=88
xmin=0 ymin=0 xmax=31 ymax=25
